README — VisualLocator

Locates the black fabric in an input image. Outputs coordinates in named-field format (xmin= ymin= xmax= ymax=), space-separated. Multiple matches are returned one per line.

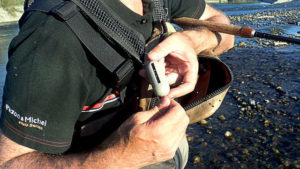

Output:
xmin=26 ymin=0 xmax=138 ymax=88
xmin=1 ymin=12 xmax=103 ymax=153
xmin=72 ymin=0 xmax=145 ymax=62
xmin=0 ymin=0 xmax=206 ymax=154
xmin=164 ymin=0 xmax=206 ymax=20
xmin=52 ymin=1 xmax=136 ymax=87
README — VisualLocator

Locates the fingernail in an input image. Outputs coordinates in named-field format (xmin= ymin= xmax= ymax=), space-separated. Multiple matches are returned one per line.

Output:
xmin=159 ymin=96 xmax=170 ymax=106
xmin=149 ymin=52 xmax=159 ymax=60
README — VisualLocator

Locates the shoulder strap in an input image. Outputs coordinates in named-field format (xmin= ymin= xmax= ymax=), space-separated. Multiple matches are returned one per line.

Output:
xmin=152 ymin=0 xmax=167 ymax=22
xmin=24 ymin=0 xmax=136 ymax=88
xmin=23 ymin=0 xmax=168 ymax=88
xmin=71 ymin=0 xmax=145 ymax=63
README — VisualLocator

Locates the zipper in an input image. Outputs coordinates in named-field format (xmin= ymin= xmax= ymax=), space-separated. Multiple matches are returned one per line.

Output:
xmin=183 ymin=57 xmax=234 ymax=111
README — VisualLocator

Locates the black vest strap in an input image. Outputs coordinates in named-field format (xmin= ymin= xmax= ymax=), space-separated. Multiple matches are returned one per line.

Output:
xmin=23 ymin=0 xmax=168 ymax=88
xmin=24 ymin=0 xmax=135 ymax=88
xmin=71 ymin=0 xmax=145 ymax=63
xmin=51 ymin=1 xmax=135 ymax=87
xmin=152 ymin=0 xmax=167 ymax=22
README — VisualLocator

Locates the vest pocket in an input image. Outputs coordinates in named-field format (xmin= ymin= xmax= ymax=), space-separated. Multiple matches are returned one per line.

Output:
xmin=178 ymin=56 xmax=233 ymax=124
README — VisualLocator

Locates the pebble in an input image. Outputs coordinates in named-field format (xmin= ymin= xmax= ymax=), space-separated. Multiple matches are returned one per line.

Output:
xmin=224 ymin=131 xmax=232 ymax=138
xmin=238 ymin=41 xmax=247 ymax=48
xmin=276 ymin=86 xmax=283 ymax=91
xmin=198 ymin=119 xmax=208 ymax=126
xmin=218 ymin=115 xmax=226 ymax=121
xmin=206 ymin=129 xmax=212 ymax=134
xmin=264 ymin=120 xmax=271 ymax=125
xmin=193 ymin=156 xmax=201 ymax=164
xmin=249 ymin=99 xmax=256 ymax=106
xmin=187 ymin=136 xmax=194 ymax=142
xmin=242 ymin=149 xmax=249 ymax=155
xmin=234 ymin=127 xmax=241 ymax=131
xmin=291 ymin=96 xmax=297 ymax=100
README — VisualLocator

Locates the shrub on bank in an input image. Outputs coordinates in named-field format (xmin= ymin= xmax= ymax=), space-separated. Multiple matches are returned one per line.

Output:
xmin=0 ymin=0 xmax=24 ymax=8
xmin=0 ymin=0 xmax=24 ymax=20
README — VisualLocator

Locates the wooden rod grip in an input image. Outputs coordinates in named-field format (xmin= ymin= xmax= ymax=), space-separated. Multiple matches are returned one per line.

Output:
xmin=172 ymin=17 xmax=255 ymax=38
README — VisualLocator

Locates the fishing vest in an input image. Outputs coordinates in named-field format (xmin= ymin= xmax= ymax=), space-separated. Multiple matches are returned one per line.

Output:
xmin=22 ymin=0 xmax=233 ymax=136
xmin=23 ymin=0 xmax=167 ymax=88
xmin=22 ymin=0 xmax=171 ymax=135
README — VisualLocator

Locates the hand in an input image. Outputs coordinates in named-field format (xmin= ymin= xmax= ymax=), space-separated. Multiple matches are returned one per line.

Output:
xmin=105 ymin=97 xmax=189 ymax=168
xmin=141 ymin=32 xmax=199 ymax=98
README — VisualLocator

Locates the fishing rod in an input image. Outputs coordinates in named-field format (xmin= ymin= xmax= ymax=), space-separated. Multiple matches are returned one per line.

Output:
xmin=172 ymin=17 xmax=300 ymax=45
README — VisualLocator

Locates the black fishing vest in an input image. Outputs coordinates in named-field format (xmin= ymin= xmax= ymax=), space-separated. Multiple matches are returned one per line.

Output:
xmin=22 ymin=0 xmax=168 ymax=91
xmin=21 ymin=0 xmax=171 ymax=142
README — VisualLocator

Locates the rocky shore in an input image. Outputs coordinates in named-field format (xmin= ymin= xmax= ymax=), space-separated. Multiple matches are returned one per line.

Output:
xmin=231 ymin=9 xmax=300 ymax=48
xmin=186 ymin=1 xmax=300 ymax=168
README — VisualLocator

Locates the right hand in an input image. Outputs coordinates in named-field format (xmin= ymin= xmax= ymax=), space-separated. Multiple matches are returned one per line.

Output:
xmin=139 ymin=32 xmax=199 ymax=99
xmin=106 ymin=97 xmax=189 ymax=168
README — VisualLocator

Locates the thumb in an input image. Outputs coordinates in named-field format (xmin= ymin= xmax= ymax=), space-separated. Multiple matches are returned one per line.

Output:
xmin=134 ymin=97 xmax=171 ymax=123
xmin=157 ymin=96 xmax=171 ymax=109
xmin=134 ymin=106 xmax=160 ymax=124
xmin=147 ymin=39 xmax=175 ymax=61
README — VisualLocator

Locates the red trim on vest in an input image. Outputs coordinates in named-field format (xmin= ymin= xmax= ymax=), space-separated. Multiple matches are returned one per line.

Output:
xmin=82 ymin=94 xmax=117 ymax=111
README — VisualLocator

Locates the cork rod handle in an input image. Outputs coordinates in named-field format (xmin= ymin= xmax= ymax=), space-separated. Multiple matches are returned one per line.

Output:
xmin=172 ymin=17 xmax=255 ymax=38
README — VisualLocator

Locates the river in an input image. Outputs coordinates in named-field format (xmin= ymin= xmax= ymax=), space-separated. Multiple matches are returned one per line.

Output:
xmin=0 ymin=22 xmax=19 ymax=107
xmin=0 ymin=1 xmax=299 ymax=168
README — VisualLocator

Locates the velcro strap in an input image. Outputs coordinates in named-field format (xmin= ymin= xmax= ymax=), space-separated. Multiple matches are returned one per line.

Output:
xmin=115 ymin=60 xmax=135 ymax=87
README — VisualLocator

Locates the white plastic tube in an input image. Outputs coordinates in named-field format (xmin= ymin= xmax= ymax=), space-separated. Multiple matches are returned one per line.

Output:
xmin=146 ymin=60 xmax=170 ymax=97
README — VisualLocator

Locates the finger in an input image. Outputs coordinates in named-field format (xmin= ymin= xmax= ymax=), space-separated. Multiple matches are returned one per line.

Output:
xmin=134 ymin=106 xmax=160 ymax=124
xmin=147 ymin=35 xmax=182 ymax=61
xmin=168 ymin=82 xmax=195 ymax=98
xmin=138 ymin=69 xmax=147 ymax=79
xmin=155 ymin=99 xmax=186 ymax=125
xmin=137 ymin=97 xmax=172 ymax=124
xmin=168 ymin=70 xmax=198 ymax=98
xmin=158 ymin=96 xmax=171 ymax=108
xmin=166 ymin=73 xmax=180 ymax=85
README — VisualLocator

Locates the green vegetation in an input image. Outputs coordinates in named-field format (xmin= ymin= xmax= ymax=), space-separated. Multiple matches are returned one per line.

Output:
xmin=270 ymin=27 xmax=286 ymax=35
xmin=0 ymin=0 xmax=24 ymax=17
xmin=0 ymin=0 xmax=24 ymax=8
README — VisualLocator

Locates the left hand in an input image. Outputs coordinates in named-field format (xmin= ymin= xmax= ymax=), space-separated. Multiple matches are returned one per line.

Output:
xmin=140 ymin=32 xmax=199 ymax=98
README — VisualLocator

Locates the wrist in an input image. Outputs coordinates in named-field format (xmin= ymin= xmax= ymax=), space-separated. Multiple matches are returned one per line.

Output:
xmin=182 ymin=28 xmax=219 ymax=56
xmin=92 ymin=131 xmax=141 ymax=169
